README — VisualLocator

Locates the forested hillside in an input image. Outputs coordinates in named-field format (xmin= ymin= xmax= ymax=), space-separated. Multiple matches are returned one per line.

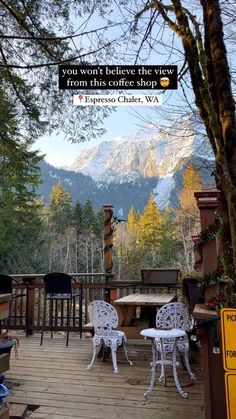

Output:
xmin=37 ymin=160 xmax=159 ymax=217
xmin=38 ymin=157 xmax=214 ymax=217
xmin=113 ymin=163 xmax=202 ymax=279
xmin=1 ymin=141 xmax=202 ymax=276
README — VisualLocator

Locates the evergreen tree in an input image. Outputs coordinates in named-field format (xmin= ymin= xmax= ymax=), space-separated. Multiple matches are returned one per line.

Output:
xmin=47 ymin=182 xmax=73 ymax=271
xmin=72 ymin=200 xmax=83 ymax=273
xmin=159 ymin=208 xmax=181 ymax=267
xmin=0 ymin=88 xmax=48 ymax=273
xmin=81 ymin=200 xmax=98 ymax=273
xmin=49 ymin=181 xmax=72 ymax=234
xmin=73 ymin=200 xmax=83 ymax=238
xmin=137 ymin=193 xmax=162 ymax=251
xmin=127 ymin=207 xmax=137 ymax=236
xmin=113 ymin=199 xmax=182 ymax=279
xmin=71 ymin=200 xmax=104 ymax=273
xmin=93 ymin=209 xmax=104 ymax=238
xmin=82 ymin=200 xmax=96 ymax=234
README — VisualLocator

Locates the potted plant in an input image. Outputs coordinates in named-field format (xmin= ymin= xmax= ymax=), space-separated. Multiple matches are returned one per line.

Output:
xmin=181 ymin=271 xmax=205 ymax=310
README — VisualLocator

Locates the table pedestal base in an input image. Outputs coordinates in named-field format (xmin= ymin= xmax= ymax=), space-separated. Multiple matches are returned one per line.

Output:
xmin=144 ymin=337 xmax=188 ymax=399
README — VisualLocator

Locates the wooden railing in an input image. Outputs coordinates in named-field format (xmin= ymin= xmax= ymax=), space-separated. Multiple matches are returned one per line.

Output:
xmin=4 ymin=273 xmax=177 ymax=337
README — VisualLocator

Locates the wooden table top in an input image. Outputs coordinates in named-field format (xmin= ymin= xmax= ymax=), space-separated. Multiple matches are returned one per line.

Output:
xmin=114 ymin=293 xmax=176 ymax=306
xmin=0 ymin=294 xmax=12 ymax=303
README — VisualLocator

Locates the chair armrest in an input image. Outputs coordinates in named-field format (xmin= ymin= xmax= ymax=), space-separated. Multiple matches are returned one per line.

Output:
xmin=71 ymin=293 xmax=80 ymax=299
xmin=12 ymin=293 xmax=27 ymax=299
xmin=12 ymin=278 xmax=20 ymax=285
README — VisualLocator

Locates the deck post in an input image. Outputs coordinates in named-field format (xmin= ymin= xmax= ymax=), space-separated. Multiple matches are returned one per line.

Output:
xmin=102 ymin=204 xmax=113 ymax=302
xmin=194 ymin=188 xmax=226 ymax=419
xmin=23 ymin=277 xmax=36 ymax=336
xmin=192 ymin=234 xmax=202 ymax=271
xmin=194 ymin=188 xmax=221 ymax=302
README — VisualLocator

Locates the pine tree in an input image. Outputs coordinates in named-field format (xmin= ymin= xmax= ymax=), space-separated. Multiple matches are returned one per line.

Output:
xmin=73 ymin=200 xmax=83 ymax=238
xmin=81 ymin=200 xmax=97 ymax=273
xmin=49 ymin=182 xmax=72 ymax=234
xmin=72 ymin=200 xmax=83 ymax=273
xmin=159 ymin=208 xmax=181 ymax=267
xmin=0 ymin=88 xmax=48 ymax=273
xmin=137 ymin=193 xmax=162 ymax=251
xmin=82 ymin=200 xmax=96 ymax=234
xmin=47 ymin=182 xmax=73 ymax=271
xmin=127 ymin=207 xmax=137 ymax=235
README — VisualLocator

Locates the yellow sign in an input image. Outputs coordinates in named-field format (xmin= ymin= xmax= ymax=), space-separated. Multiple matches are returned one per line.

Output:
xmin=221 ymin=309 xmax=236 ymax=419
xmin=225 ymin=373 xmax=236 ymax=419
xmin=221 ymin=308 xmax=236 ymax=371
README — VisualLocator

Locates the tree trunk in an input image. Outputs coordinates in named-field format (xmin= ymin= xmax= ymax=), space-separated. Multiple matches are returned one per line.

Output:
xmin=174 ymin=0 xmax=236 ymax=278
xmin=91 ymin=235 xmax=94 ymax=274
xmin=64 ymin=234 xmax=70 ymax=272
xmin=204 ymin=0 xmax=236 ymax=276
xmin=137 ymin=0 xmax=236 ymax=278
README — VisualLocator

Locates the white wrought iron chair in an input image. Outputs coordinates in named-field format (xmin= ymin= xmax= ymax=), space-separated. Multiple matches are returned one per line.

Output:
xmin=86 ymin=300 xmax=133 ymax=373
xmin=155 ymin=302 xmax=196 ymax=382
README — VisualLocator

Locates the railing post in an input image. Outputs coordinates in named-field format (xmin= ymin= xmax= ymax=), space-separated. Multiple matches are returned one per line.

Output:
xmin=192 ymin=234 xmax=202 ymax=271
xmin=23 ymin=277 xmax=36 ymax=336
xmin=193 ymin=188 xmax=226 ymax=419
xmin=194 ymin=188 xmax=221 ymax=302
xmin=79 ymin=283 xmax=83 ymax=339
xmin=103 ymin=204 xmax=113 ymax=302
xmin=103 ymin=204 xmax=113 ymax=274
xmin=109 ymin=288 xmax=117 ymax=305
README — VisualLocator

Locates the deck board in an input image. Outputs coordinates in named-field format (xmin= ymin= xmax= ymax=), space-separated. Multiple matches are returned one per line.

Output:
xmin=6 ymin=335 xmax=204 ymax=419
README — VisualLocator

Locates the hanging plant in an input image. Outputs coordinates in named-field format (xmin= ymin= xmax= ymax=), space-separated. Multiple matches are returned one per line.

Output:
xmin=201 ymin=257 xmax=225 ymax=287
xmin=205 ymin=293 xmax=226 ymax=311
xmin=194 ymin=217 xmax=222 ymax=253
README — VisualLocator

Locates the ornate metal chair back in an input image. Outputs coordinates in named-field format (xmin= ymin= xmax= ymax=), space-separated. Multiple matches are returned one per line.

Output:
xmin=156 ymin=302 xmax=191 ymax=332
xmin=89 ymin=300 xmax=118 ymax=336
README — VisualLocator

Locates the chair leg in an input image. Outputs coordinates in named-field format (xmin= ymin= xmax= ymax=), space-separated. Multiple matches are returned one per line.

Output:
xmin=110 ymin=341 xmax=119 ymax=374
xmin=50 ymin=300 xmax=53 ymax=339
xmin=172 ymin=342 xmax=188 ymax=398
xmin=40 ymin=295 xmax=47 ymax=346
xmin=7 ymin=300 xmax=12 ymax=333
xmin=159 ymin=349 xmax=166 ymax=384
xmin=66 ymin=299 xmax=71 ymax=347
xmin=181 ymin=350 xmax=196 ymax=380
xmin=122 ymin=336 xmax=133 ymax=366
xmin=87 ymin=337 xmax=102 ymax=370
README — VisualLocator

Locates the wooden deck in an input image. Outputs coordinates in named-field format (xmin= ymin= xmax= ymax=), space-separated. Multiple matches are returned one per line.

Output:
xmin=6 ymin=335 xmax=204 ymax=419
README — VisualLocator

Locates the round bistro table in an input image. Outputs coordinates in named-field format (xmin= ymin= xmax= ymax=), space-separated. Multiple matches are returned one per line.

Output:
xmin=140 ymin=328 xmax=188 ymax=398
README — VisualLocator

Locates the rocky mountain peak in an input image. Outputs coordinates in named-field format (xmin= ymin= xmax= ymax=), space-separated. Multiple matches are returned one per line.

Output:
xmin=38 ymin=118 xmax=215 ymax=214
xmin=71 ymin=120 xmax=214 ymax=208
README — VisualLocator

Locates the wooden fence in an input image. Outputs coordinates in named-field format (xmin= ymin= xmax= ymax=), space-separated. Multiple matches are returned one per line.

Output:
xmin=3 ymin=273 xmax=177 ymax=337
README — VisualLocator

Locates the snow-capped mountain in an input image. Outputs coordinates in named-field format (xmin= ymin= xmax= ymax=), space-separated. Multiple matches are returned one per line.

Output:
xmin=71 ymin=119 xmax=215 ymax=208
xmin=38 ymin=118 xmax=215 ymax=214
